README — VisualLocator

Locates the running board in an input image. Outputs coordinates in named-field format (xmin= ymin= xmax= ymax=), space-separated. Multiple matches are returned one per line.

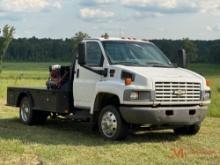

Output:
xmin=67 ymin=110 xmax=91 ymax=122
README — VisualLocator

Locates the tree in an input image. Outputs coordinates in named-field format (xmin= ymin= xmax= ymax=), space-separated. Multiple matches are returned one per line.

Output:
xmin=0 ymin=25 xmax=15 ymax=74
xmin=182 ymin=38 xmax=198 ymax=63
xmin=210 ymin=44 xmax=220 ymax=64
xmin=71 ymin=32 xmax=90 ymax=51
xmin=3 ymin=36 xmax=220 ymax=64
xmin=101 ymin=33 xmax=109 ymax=38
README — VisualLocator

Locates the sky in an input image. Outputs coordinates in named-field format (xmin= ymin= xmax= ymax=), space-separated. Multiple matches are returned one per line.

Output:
xmin=0 ymin=0 xmax=220 ymax=40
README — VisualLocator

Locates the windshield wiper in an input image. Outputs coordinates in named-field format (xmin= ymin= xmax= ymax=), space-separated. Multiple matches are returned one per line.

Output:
xmin=112 ymin=61 xmax=140 ymax=66
xmin=146 ymin=62 xmax=174 ymax=68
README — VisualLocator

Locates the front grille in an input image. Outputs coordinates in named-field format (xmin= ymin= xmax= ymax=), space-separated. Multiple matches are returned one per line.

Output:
xmin=155 ymin=82 xmax=201 ymax=103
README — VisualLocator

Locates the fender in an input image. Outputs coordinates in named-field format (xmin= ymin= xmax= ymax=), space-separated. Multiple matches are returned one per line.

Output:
xmin=90 ymin=81 xmax=124 ymax=114
xmin=17 ymin=91 xmax=34 ymax=108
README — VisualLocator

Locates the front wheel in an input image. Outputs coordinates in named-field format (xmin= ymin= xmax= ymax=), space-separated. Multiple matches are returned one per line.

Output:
xmin=174 ymin=124 xmax=201 ymax=135
xmin=98 ymin=105 xmax=128 ymax=140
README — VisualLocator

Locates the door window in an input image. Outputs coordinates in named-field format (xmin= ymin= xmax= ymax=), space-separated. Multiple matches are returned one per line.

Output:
xmin=86 ymin=42 xmax=103 ymax=67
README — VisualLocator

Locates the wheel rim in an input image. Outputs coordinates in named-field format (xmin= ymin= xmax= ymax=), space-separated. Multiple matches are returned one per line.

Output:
xmin=101 ymin=111 xmax=118 ymax=138
xmin=21 ymin=102 xmax=30 ymax=122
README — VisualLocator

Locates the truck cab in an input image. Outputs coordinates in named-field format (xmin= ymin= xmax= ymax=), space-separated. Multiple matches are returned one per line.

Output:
xmin=7 ymin=38 xmax=211 ymax=140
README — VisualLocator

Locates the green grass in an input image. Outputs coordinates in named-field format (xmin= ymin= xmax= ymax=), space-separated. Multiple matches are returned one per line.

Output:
xmin=189 ymin=63 xmax=220 ymax=76
xmin=1 ymin=62 xmax=69 ymax=80
xmin=0 ymin=63 xmax=220 ymax=164
xmin=0 ymin=103 xmax=220 ymax=164
xmin=189 ymin=64 xmax=220 ymax=117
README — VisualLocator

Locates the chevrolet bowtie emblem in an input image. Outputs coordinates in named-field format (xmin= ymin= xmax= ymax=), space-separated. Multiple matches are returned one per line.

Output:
xmin=173 ymin=90 xmax=186 ymax=96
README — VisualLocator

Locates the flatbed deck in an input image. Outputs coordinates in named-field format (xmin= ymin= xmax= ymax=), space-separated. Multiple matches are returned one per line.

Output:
xmin=7 ymin=87 xmax=72 ymax=114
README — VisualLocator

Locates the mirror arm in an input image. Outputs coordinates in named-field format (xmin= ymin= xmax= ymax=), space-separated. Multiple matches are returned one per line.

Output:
xmin=82 ymin=65 xmax=108 ymax=77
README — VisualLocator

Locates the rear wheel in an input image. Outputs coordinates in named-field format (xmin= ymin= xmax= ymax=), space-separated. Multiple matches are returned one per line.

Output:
xmin=174 ymin=124 xmax=200 ymax=135
xmin=98 ymin=105 xmax=128 ymax=140
xmin=19 ymin=97 xmax=48 ymax=125
xmin=20 ymin=97 xmax=34 ymax=125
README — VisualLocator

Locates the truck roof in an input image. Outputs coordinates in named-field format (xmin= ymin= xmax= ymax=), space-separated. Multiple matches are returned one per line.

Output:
xmin=83 ymin=37 xmax=150 ymax=43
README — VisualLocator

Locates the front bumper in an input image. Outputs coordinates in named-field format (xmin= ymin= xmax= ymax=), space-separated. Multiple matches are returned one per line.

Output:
xmin=119 ymin=105 xmax=208 ymax=126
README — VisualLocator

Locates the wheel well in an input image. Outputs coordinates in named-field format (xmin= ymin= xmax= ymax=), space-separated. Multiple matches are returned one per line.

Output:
xmin=93 ymin=93 xmax=120 ymax=113
xmin=92 ymin=93 xmax=120 ymax=126
xmin=16 ymin=93 xmax=28 ymax=107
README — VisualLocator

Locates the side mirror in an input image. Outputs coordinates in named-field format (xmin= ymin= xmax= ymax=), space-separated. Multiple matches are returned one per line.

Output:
xmin=78 ymin=43 xmax=86 ymax=66
xmin=178 ymin=49 xmax=187 ymax=68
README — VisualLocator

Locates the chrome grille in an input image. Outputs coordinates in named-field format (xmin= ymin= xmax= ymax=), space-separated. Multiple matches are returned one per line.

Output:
xmin=155 ymin=82 xmax=201 ymax=103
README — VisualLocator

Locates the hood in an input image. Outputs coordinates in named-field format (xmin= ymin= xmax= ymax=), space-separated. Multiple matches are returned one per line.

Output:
xmin=116 ymin=65 xmax=205 ymax=83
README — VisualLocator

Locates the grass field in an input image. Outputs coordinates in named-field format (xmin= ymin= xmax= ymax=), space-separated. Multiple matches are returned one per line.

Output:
xmin=189 ymin=64 xmax=220 ymax=117
xmin=0 ymin=63 xmax=220 ymax=164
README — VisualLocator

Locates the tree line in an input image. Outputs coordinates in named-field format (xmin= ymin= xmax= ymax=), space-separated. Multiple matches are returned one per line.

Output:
xmin=2 ymin=32 xmax=220 ymax=64
xmin=153 ymin=39 xmax=220 ymax=64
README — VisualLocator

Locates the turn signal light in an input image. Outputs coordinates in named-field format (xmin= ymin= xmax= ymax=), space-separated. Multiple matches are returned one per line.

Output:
xmin=206 ymin=80 xmax=211 ymax=87
xmin=125 ymin=78 xmax=132 ymax=86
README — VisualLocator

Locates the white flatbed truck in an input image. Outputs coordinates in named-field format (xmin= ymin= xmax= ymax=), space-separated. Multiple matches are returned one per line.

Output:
xmin=7 ymin=38 xmax=211 ymax=140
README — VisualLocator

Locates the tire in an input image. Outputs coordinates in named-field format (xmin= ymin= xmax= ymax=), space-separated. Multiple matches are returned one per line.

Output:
xmin=174 ymin=124 xmax=200 ymax=135
xmin=98 ymin=105 xmax=128 ymax=140
xmin=19 ymin=97 xmax=48 ymax=125
xmin=19 ymin=97 xmax=35 ymax=125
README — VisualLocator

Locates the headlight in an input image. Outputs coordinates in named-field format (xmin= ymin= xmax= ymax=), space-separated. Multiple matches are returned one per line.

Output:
xmin=124 ymin=90 xmax=153 ymax=101
xmin=129 ymin=92 xmax=139 ymax=100
xmin=201 ymin=91 xmax=211 ymax=101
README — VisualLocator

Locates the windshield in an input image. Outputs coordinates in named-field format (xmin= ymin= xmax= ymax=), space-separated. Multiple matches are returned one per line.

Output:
xmin=102 ymin=41 xmax=173 ymax=67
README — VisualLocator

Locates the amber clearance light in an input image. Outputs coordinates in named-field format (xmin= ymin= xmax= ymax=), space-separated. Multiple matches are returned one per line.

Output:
xmin=206 ymin=79 xmax=211 ymax=87
xmin=125 ymin=78 xmax=132 ymax=86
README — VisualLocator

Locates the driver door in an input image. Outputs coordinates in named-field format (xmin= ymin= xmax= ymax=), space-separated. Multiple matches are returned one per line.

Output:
xmin=73 ymin=41 xmax=104 ymax=109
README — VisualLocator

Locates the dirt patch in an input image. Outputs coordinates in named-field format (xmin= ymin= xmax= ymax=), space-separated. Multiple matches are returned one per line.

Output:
xmin=0 ymin=152 xmax=43 ymax=165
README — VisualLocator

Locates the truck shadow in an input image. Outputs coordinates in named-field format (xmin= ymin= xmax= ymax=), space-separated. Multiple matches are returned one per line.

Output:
xmin=0 ymin=118 xmax=180 ymax=146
